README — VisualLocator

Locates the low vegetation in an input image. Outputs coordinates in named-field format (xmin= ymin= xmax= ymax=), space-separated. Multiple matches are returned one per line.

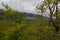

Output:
xmin=0 ymin=2 xmax=60 ymax=40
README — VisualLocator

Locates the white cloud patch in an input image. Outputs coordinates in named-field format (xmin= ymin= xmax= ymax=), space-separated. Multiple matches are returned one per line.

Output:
xmin=0 ymin=0 xmax=42 ymax=13
xmin=3 ymin=0 xmax=10 ymax=2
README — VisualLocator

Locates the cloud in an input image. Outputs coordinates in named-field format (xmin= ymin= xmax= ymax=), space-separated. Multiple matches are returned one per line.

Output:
xmin=0 ymin=0 xmax=42 ymax=13
xmin=2 ymin=0 xmax=10 ymax=2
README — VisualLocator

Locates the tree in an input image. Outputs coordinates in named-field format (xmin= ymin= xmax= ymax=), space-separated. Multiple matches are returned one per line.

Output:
xmin=37 ymin=0 xmax=60 ymax=34
xmin=2 ymin=3 xmax=14 ymax=16
xmin=2 ymin=3 xmax=24 ymax=24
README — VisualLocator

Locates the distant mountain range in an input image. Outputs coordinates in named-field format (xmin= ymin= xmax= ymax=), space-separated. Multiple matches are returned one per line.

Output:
xmin=0 ymin=9 xmax=56 ymax=20
xmin=0 ymin=9 xmax=35 ymax=18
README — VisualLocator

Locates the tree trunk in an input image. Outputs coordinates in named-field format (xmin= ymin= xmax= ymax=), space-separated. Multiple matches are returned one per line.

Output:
xmin=48 ymin=4 xmax=59 ymax=34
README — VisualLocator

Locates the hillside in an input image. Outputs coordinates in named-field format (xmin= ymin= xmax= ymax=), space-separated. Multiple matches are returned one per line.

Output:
xmin=0 ymin=9 xmax=60 ymax=40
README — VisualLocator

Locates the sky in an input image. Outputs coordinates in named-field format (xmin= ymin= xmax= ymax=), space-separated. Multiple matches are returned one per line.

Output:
xmin=0 ymin=0 xmax=42 ymax=13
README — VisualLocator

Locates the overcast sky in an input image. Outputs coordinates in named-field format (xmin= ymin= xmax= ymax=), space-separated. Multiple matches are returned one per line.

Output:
xmin=0 ymin=0 xmax=42 ymax=13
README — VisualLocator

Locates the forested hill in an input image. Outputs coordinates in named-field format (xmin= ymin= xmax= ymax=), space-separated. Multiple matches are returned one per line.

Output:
xmin=0 ymin=9 xmax=35 ymax=17
xmin=0 ymin=9 xmax=36 ymax=22
xmin=0 ymin=9 xmax=50 ymax=19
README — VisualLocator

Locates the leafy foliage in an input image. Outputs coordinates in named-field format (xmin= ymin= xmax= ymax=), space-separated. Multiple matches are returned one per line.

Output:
xmin=0 ymin=2 xmax=60 ymax=40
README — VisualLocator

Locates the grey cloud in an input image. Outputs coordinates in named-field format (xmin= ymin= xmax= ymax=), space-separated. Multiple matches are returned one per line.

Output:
xmin=0 ymin=0 xmax=42 ymax=13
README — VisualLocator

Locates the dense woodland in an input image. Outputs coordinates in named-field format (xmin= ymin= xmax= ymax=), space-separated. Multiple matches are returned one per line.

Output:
xmin=0 ymin=0 xmax=60 ymax=40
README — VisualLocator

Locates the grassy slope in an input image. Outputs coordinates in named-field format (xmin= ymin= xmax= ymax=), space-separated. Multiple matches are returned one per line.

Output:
xmin=0 ymin=11 xmax=60 ymax=40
